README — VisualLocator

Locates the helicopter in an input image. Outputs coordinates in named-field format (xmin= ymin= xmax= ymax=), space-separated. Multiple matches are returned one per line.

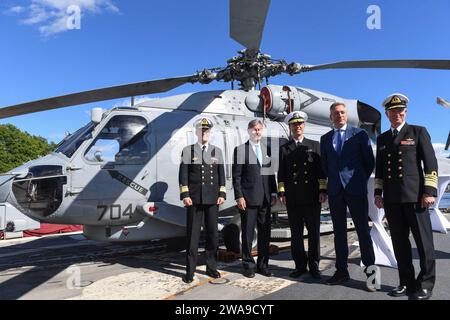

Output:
xmin=1 ymin=0 xmax=450 ymax=264
xmin=436 ymin=97 xmax=450 ymax=151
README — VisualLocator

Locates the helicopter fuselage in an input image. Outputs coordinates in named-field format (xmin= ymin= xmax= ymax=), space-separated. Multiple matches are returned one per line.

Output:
xmin=0 ymin=85 xmax=380 ymax=242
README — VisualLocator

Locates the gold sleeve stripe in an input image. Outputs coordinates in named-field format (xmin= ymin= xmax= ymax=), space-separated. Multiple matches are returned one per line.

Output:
xmin=374 ymin=178 xmax=383 ymax=190
xmin=319 ymin=179 xmax=327 ymax=189
xmin=220 ymin=186 xmax=226 ymax=193
xmin=180 ymin=185 xmax=189 ymax=193
xmin=424 ymin=173 xmax=438 ymax=189
xmin=278 ymin=182 xmax=285 ymax=193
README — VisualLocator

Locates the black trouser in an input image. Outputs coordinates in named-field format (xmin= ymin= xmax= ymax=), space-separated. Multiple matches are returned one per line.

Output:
xmin=240 ymin=199 xmax=271 ymax=271
xmin=328 ymin=189 xmax=375 ymax=271
xmin=185 ymin=204 xmax=218 ymax=276
xmin=384 ymin=203 xmax=435 ymax=292
xmin=286 ymin=202 xmax=321 ymax=272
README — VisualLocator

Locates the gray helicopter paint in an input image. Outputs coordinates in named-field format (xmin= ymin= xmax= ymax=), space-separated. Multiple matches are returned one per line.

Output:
xmin=83 ymin=216 xmax=186 ymax=242
xmin=0 ymin=86 xmax=374 ymax=241
xmin=297 ymin=88 xmax=320 ymax=109
xmin=62 ymin=110 xmax=155 ymax=226
xmin=107 ymin=170 xmax=149 ymax=196
xmin=2 ymin=153 xmax=70 ymax=217
xmin=137 ymin=87 xmax=360 ymax=128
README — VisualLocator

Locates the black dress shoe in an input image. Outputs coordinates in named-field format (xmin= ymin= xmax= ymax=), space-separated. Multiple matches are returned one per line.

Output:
xmin=182 ymin=274 xmax=194 ymax=283
xmin=257 ymin=268 xmax=273 ymax=277
xmin=309 ymin=269 xmax=322 ymax=279
xmin=206 ymin=269 xmax=221 ymax=278
xmin=243 ymin=269 xmax=255 ymax=278
xmin=289 ymin=269 xmax=308 ymax=278
xmin=410 ymin=289 xmax=432 ymax=300
xmin=388 ymin=285 xmax=408 ymax=297
xmin=325 ymin=270 xmax=350 ymax=285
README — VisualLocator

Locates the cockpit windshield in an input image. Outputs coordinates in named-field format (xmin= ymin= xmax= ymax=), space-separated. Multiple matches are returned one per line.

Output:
xmin=84 ymin=115 xmax=149 ymax=165
xmin=55 ymin=122 xmax=95 ymax=158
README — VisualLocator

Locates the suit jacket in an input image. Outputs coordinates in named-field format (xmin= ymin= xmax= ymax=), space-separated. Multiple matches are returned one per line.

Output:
xmin=374 ymin=123 xmax=438 ymax=204
xmin=278 ymin=138 xmax=327 ymax=204
xmin=320 ymin=126 xmax=374 ymax=196
xmin=179 ymin=144 xmax=226 ymax=205
xmin=232 ymin=141 xmax=277 ymax=206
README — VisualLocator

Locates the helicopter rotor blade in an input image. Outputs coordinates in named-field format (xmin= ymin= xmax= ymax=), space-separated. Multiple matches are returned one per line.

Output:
xmin=0 ymin=75 xmax=195 ymax=119
xmin=302 ymin=60 xmax=450 ymax=72
xmin=230 ymin=0 xmax=271 ymax=53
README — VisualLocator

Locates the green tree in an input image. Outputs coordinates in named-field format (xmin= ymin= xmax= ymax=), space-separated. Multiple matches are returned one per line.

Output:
xmin=0 ymin=124 xmax=57 ymax=174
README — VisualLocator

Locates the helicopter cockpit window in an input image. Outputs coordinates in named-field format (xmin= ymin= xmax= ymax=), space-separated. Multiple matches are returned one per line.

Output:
xmin=84 ymin=115 xmax=149 ymax=165
xmin=55 ymin=122 xmax=95 ymax=158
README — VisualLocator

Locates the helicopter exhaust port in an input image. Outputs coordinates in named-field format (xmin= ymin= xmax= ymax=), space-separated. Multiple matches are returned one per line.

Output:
xmin=258 ymin=85 xmax=301 ymax=119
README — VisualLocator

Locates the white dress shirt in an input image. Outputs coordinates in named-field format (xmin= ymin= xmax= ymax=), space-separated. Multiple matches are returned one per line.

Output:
xmin=249 ymin=140 xmax=262 ymax=164
xmin=249 ymin=140 xmax=276 ymax=198
xmin=293 ymin=136 xmax=304 ymax=145
xmin=197 ymin=142 xmax=209 ymax=152
xmin=332 ymin=123 xmax=347 ymax=152
xmin=391 ymin=122 xmax=406 ymax=135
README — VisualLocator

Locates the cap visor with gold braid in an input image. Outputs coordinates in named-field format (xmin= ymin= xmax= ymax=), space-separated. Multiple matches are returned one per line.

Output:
xmin=383 ymin=94 xmax=408 ymax=110
xmin=195 ymin=118 xmax=213 ymax=129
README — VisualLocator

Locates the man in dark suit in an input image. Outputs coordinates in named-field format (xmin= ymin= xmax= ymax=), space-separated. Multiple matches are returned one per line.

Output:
xmin=179 ymin=117 xmax=226 ymax=283
xmin=232 ymin=119 xmax=277 ymax=278
xmin=278 ymin=111 xmax=327 ymax=279
xmin=374 ymin=93 xmax=437 ymax=300
xmin=320 ymin=102 xmax=376 ymax=290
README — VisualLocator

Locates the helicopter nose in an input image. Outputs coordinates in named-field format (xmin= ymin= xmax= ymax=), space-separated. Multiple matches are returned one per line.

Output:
xmin=0 ymin=174 xmax=41 ymax=232
xmin=8 ymin=165 xmax=68 ymax=220
xmin=0 ymin=172 xmax=21 ymax=204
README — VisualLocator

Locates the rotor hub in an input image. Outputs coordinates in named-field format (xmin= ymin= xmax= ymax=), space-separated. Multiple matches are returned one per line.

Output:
xmin=194 ymin=49 xmax=303 ymax=91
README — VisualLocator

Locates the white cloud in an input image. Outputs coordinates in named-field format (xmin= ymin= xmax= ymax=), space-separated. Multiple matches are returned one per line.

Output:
xmin=4 ymin=6 xmax=26 ymax=14
xmin=6 ymin=0 xmax=119 ymax=36
xmin=113 ymin=96 xmax=155 ymax=108
xmin=45 ymin=132 xmax=67 ymax=143
xmin=433 ymin=143 xmax=446 ymax=150
xmin=433 ymin=143 xmax=450 ymax=158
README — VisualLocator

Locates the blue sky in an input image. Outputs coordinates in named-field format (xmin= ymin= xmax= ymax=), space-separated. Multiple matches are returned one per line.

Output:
xmin=1 ymin=0 xmax=449 ymax=144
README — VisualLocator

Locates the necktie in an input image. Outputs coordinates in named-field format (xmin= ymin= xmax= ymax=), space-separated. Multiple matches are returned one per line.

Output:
xmin=393 ymin=129 xmax=399 ymax=138
xmin=336 ymin=129 xmax=343 ymax=155
xmin=296 ymin=141 xmax=301 ymax=148
xmin=202 ymin=145 xmax=206 ymax=163
xmin=255 ymin=144 xmax=262 ymax=165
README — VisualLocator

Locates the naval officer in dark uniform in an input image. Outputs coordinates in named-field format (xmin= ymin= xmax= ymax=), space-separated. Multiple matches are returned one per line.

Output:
xmin=179 ymin=117 xmax=226 ymax=283
xmin=278 ymin=111 xmax=327 ymax=279
xmin=374 ymin=93 xmax=438 ymax=300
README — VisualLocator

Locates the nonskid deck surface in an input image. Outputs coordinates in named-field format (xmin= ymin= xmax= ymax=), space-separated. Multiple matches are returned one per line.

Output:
xmin=0 ymin=218 xmax=449 ymax=300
